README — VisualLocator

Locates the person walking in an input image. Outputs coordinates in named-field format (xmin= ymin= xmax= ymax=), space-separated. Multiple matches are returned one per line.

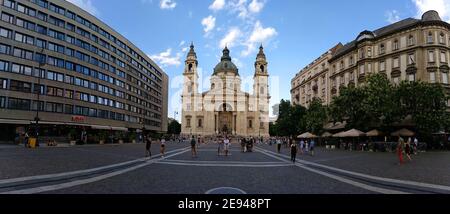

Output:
xmin=305 ymin=140 xmax=309 ymax=153
xmin=240 ymin=138 xmax=245 ymax=153
xmin=310 ymin=139 xmax=315 ymax=156
xmin=413 ymin=137 xmax=419 ymax=155
xmin=160 ymin=137 xmax=166 ymax=157
xmin=397 ymin=136 xmax=404 ymax=165
xmin=145 ymin=135 xmax=152 ymax=158
xmin=217 ymin=137 xmax=223 ymax=156
xmin=191 ymin=136 xmax=197 ymax=158
xmin=276 ymin=137 xmax=282 ymax=153
xmin=299 ymin=139 xmax=304 ymax=155
xmin=290 ymin=140 xmax=298 ymax=163
xmin=224 ymin=137 xmax=230 ymax=157
xmin=405 ymin=138 xmax=412 ymax=162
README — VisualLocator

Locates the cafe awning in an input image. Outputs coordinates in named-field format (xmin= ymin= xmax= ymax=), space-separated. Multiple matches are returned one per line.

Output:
xmin=333 ymin=129 xmax=366 ymax=138
xmin=391 ymin=128 xmax=415 ymax=137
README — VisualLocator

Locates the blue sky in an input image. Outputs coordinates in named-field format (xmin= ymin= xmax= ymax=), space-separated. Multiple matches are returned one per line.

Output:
xmin=67 ymin=0 xmax=450 ymax=121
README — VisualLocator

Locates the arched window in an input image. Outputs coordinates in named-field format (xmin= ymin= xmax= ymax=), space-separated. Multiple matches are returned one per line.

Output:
xmin=211 ymin=83 xmax=215 ymax=89
xmin=393 ymin=39 xmax=399 ymax=50
xmin=260 ymin=65 xmax=265 ymax=73
xmin=188 ymin=63 xmax=193 ymax=72
xmin=379 ymin=43 xmax=385 ymax=54
xmin=198 ymin=119 xmax=202 ymax=128
xmin=440 ymin=32 xmax=445 ymax=44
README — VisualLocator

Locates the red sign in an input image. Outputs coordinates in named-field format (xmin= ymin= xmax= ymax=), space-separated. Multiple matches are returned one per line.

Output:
xmin=72 ymin=116 xmax=86 ymax=122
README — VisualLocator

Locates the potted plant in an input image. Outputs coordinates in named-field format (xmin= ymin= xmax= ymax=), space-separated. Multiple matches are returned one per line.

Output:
xmin=129 ymin=132 xmax=137 ymax=144
xmin=98 ymin=131 xmax=107 ymax=144
xmin=68 ymin=129 xmax=77 ymax=146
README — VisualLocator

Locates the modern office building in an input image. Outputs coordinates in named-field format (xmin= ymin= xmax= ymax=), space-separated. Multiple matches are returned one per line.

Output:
xmin=291 ymin=10 xmax=450 ymax=107
xmin=0 ymin=0 xmax=168 ymax=143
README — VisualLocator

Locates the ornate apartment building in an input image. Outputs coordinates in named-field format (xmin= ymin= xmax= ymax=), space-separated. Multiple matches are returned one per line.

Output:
xmin=291 ymin=10 xmax=450 ymax=106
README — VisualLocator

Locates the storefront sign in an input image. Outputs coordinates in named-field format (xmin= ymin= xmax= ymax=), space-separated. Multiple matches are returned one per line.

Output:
xmin=72 ymin=116 xmax=86 ymax=122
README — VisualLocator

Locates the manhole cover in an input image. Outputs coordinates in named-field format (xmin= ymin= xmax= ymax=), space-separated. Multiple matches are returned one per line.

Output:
xmin=205 ymin=187 xmax=246 ymax=194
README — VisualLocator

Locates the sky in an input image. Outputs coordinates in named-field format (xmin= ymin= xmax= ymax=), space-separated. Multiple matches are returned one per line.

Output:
xmin=66 ymin=0 xmax=450 ymax=121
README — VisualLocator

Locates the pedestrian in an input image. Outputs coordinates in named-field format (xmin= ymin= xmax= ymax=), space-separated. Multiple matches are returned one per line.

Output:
xmin=24 ymin=131 xmax=30 ymax=148
xmin=217 ymin=137 xmax=223 ymax=156
xmin=276 ymin=137 xmax=282 ymax=153
xmin=310 ymin=139 xmax=315 ymax=156
xmin=240 ymin=138 xmax=245 ymax=153
xmin=191 ymin=136 xmax=197 ymax=158
xmin=160 ymin=137 xmax=166 ymax=157
xmin=145 ymin=135 xmax=152 ymax=158
xmin=224 ymin=137 xmax=230 ymax=157
xmin=305 ymin=140 xmax=309 ymax=153
xmin=405 ymin=138 xmax=412 ymax=162
xmin=290 ymin=140 xmax=298 ymax=163
xmin=413 ymin=137 xmax=419 ymax=154
xmin=299 ymin=139 xmax=304 ymax=155
xmin=397 ymin=136 xmax=404 ymax=165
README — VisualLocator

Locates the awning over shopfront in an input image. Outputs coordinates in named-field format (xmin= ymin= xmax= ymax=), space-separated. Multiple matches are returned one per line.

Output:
xmin=0 ymin=119 xmax=30 ymax=125
xmin=90 ymin=125 xmax=112 ymax=130
xmin=111 ymin=127 xmax=128 ymax=131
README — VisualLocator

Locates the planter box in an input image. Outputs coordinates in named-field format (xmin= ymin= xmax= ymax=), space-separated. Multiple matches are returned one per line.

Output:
xmin=331 ymin=145 xmax=336 ymax=149
xmin=326 ymin=145 xmax=330 ymax=149
xmin=119 ymin=140 xmax=124 ymax=144
xmin=132 ymin=140 xmax=136 ymax=144
xmin=70 ymin=140 xmax=76 ymax=146
xmin=99 ymin=140 xmax=105 ymax=145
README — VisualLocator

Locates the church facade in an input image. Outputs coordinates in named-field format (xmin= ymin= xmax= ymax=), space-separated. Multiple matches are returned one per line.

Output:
xmin=181 ymin=44 xmax=270 ymax=137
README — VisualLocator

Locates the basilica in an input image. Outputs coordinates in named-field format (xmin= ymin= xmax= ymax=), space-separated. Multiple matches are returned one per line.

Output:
xmin=181 ymin=43 xmax=270 ymax=137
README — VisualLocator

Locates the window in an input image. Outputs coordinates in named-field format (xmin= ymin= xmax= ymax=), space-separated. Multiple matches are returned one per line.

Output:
xmin=0 ymin=60 xmax=9 ymax=71
xmin=443 ymin=73 xmax=449 ymax=84
xmin=379 ymin=43 xmax=385 ymax=54
xmin=3 ymin=0 xmax=15 ymax=8
xmin=393 ymin=77 xmax=400 ymax=85
xmin=428 ymin=50 xmax=435 ymax=63
xmin=393 ymin=40 xmax=399 ymax=51
xmin=439 ymin=33 xmax=445 ymax=44
xmin=367 ymin=47 xmax=372 ymax=57
xmin=45 ymin=102 xmax=63 ymax=113
xmin=13 ymin=48 xmax=33 ymax=60
xmin=37 ymin=11 xmax=47 ymax=21
xmin=359 ymin=49 xmax=365 ymax=59
xmin=0 ymin=78 xmax=7 ymax=89
xmin=359 ymin=64 xmax=365 ymax=75
xmin=8 ymin=98 xmax=30 ymax=111
xmin=393 ymin=57 xmax=399 ymax=68
xmin=198 ymin=119 xmax=203 ymax=128
xmin=186 ymin=118 xmax=191 ymax=128
xmin=427 ymin=32 xmax=434 ymax=44
xmin=32 ymin=84 xmax=44 ymax=94
xmin=0 ymin=27 xmax=12 ymax=38
xmin=1 ymin=12 xmax=14 ymax=24
xmin=31 ymin=101 xmax=43 ymax=111
xmin=440 ymin=51 xmax=446 ymax=63
xmin=14 ymin=32 xmax=34 ymax=45
xmin=408 ymin=74 xmax=415 ymax=82
xmin=430 ymin=72 xmax=436 ymax=83
xmin=408 ymin=35 xmax=415 ymax=46
xmin=11 ymin=63 xmax=32 ymax=75
xmin=65 ymin=105 xmax=74 ymax=114
xmin=380 ymin=61 xmax=386 ymax=71
xmin=248 ymin=120 xmax=253 ymax=128
xmin=10 ymin=80 xmax=32 ymax=93
xmin=349 ymin=56 xmax=354 ymax=65
xmin=408 ymin=53 xmax=415 ymax=65
xmin=0 ymin=43 xmax=10 ymax=54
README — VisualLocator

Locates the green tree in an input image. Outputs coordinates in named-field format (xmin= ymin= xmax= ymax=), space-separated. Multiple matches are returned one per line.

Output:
xmin=329 ymin=85 xmax=369 ymax=130
xmin=396 ymin=81 xmax=447 ymax=137
xmin=305 ymin=98 xmax=327 ymax=134
xmin=167 ymin=120 xmax=181 ymax=135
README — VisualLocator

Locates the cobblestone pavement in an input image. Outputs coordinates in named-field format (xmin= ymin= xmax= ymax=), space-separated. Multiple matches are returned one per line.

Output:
xmin=0 ymin=142 xmax=448 ymax=194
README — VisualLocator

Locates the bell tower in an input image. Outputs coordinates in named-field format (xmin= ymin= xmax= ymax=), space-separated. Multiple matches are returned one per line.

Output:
xmin=181 ymin=43 xmax=199 ymax=136
xmin=253 ymin=45 xmax=270 ymax=137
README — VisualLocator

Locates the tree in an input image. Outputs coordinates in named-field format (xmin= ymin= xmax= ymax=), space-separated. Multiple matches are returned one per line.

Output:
xmin=329 ymin=85 xmax=370 ymax=130
xmin=304 ymin=98 xmax=327 ymax=134
xmin=396 ymin=81 xmax=448 ymax=137
xmin=271 ymin=99 xmax=307 ymax=137
xmin=167 ymin=120 xmax=181 ymax=135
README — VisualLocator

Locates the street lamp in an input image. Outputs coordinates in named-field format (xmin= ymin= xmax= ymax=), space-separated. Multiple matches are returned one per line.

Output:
xmin=34 ymin=48 xmax=46 ymax=146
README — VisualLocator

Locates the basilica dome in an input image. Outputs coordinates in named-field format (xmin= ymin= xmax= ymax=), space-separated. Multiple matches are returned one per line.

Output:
xmin=213 ymin=46 xmax=239 ymax=76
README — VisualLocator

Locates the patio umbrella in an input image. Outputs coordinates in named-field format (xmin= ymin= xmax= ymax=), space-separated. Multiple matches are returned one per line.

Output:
xmin=391 ymin=128 xmax=415 ymax=137
xmin=297 ymin=132 xmax=317 ymax=139
xmin=333 ymin=129 xmax=366 ymax=138
xmin=366 ymin=129 xmax=383 ymax=137
xmin=321 ymin=132 xmax=333 ymax=138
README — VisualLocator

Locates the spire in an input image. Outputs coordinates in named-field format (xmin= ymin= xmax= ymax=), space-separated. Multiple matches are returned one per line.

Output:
xmin=221 ymin=46 xmax=231 ymax=61
xmin=187 ymin=42 xmax=197 ymax=59
xmin=257 ymin=44 xmax=266 ymax=60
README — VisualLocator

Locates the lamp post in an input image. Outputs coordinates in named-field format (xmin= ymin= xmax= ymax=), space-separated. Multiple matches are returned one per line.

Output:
xmin=34 ymin=48 xmax=45 ymax=146
xmin=141 ymin=121 xmax=146 ymax=143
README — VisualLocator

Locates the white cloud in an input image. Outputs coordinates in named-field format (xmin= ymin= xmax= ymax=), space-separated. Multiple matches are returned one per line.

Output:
xmin=412 ymin=0 xmax=450 ymax=22
xmin=160 ymin=0 xmax=177 ymax=10
xmin=66 ymin=0 xmax=99 ymax=16
xmin=149 ymin=49 xmax=182 ymax=67
xmin=248 ymin=0 xmax=264 ymax=13
xmin=220 ymin=28 xmax=242 ymax=48
xmin=230 ymin=0 xmax=250 ymax=19
xmin=386 ymin=10 xmax=401 ymax=23
xmin=202 ymin=15 xmax=216 ymax=34
xmin=209 ymin=0 xmax=226 ymax=11
xmin=242 ymin=21 xmax=277 ymax=56
xmin=179 ymin=41 xmax=186 ymax=47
